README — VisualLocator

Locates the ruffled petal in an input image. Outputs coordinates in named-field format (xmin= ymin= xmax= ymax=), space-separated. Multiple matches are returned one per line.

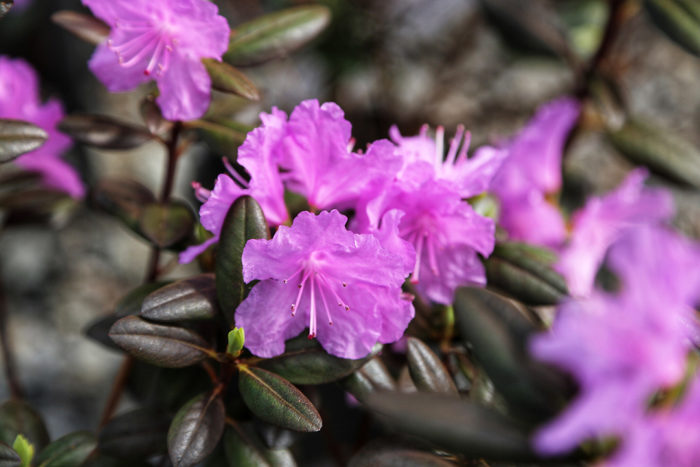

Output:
xmin=156 ymin=56 xmax=210 ymax=121
xmin=198 ymin=174 xmax=247 ymax=234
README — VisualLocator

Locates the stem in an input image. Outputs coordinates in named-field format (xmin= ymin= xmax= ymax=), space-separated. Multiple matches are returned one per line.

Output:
xmin=0 ymin=280 xmax=23 ymax=399
xmin=98 ymin=356 xmax=133 ymax=428
xmin=160 ymin=121 xmax=182 ymax=202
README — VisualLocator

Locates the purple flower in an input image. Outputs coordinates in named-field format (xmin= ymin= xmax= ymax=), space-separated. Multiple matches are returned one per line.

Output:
xmin=530 ymin=226 xmax=700 ymax=455
xmin=490 ymin=97 xmax=580 ymax=246
xmin=235 ymin=210 xmax=414 ymax=359
xmin=83 ymin=0 xmax=230 ymax=121
xmin=556 ymin=169 xmax=674 ymax=297
xmin=0 ymin=57 xmax=84 ymax=198
xmin=179 ymin=109 xmax=288 ymax=264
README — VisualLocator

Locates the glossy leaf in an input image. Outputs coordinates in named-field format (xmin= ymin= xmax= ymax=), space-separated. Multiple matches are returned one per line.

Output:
xmin=406 ymin=338 xmax=458 ymax=395
xmin=0 ymin=401 xmax=49 ymax=452
xmin=644 ymin=0 xmax=700 ymax=56
xmin=258 ymin=335 xmax=376 ymax=385
xmin=127 ymin=362 xmax=212 ymax=412
xmin=238 ymin=366 xmax=322 ymax=432
xmin=453 ymin=287 xmax=565 ymax=421
xmin=34 ymin=431 xmax=96 ymax=467
xmin=485 ymin=242 xmax=568 ymax=305
xmin=342 ymin=357 xmax=396 ymax=403
xmin=141 ymin=274 xmax=218 ymax=322
xmin=216 ymin=196 xmax=269 ymax=326
xmin=364 ymin=392 xmax=533 ymax=460
xmin=98 ymin=408 xmax=169 ymax=460
xmin=91 ymin=178 xmax=156 ymax=232
xmin=58 ymin=114 xmax=153 ymax=150
xmin=51 ymin=11 xmax=109 ymax=45
xmin=167 ymin=392 xmax=225 ymax=467
xmin=203 ymin=59 xmax=260 ymax=101
xmin=224 ymin=5 xmax=331 ymax=67
xmin=109 ymin=315 xmax=214 ymax=368
xmin=349 ymin=442 xmax=455 ymax=467
xmin=139 ymin=201 xmax=195 ymax=248
xmin=0 ymin=442 xmax=20 ymax=467
xmin=185 ymin=119 xmax=249 ymax=159
xmin=223 ymin=425 xmax=296 ymax=467
xmin=0 ymin=189 xmax=75 ymax=228
xmin=0 ymin=119 xmax=48 ymax=163
xmin=608 ymin=118 xmax=700 ymax=189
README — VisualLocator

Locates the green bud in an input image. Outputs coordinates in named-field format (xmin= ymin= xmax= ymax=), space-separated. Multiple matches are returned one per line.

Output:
xmin=227 ymin=327 xmax=245 ymax=357
xmin=12 ymin=434 xmax=34 ymax=467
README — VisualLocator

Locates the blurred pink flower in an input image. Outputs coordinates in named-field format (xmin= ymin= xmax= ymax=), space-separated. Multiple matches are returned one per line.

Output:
xmin=235 ymin=210 xmax=414 ymax=359
xmin=0 ymin=56 xmax=84 ymax=198
xmin=82 ymin=0 xmax=230 ymax=121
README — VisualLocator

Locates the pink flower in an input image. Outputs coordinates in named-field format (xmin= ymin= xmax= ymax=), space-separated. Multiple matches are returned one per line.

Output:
xmin=0 ymin=57 xmax=84 ymax=198
xmin=556 ymin=169 xmax=673 ymax=297
xmin=82 ymin=0 xmax=230 ymax=121
xmin=235 ymin=210 xmax=414 ymax=359
xmin=530 ymin=226 xmax=700 ymax=455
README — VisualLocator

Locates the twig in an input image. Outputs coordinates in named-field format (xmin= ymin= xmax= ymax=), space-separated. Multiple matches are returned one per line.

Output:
xmin=98 ymin=355 xmax=133 ymax=428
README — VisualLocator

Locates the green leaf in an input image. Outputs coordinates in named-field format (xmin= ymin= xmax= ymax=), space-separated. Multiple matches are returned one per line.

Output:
xmin=167 ymin=392 xmax=226 ymax=467
xmin=109 ymin=315 xmax=214 ymax=368
xmin=341 ymin=357 xmax=396 ymax=403
xmin=238 ymin=366 xmax=322 ymax=432
xmin=185 ymin=119 xmax=249 ymax=159
xmin=349 ymin=442 xmax=455 ymax=467
xmin=223 ymin=424 xmax=296 ymax=467
xmin=227 ymin=327 xmax=245 ymax=357
xmin=363 ymin=392 xmax=533 ymax=460
xmin=58 ymin=114 xmax=153 ymax=150
xmin=258 ymin=335 xmax=377 ymax=385
xmin=138 ymin=201 xmax=195 ymax=248
xmin=141 ymin=274 xmax=218 ymax=322
xmin=51 ymin=11 xmax=110 ymax=45
xmin=11 ymin=436 xmax=32 ymax=467
xmin=485 ymin=242 xmax=568 ymax=306
xmin=203 ymin=59 xmax=260 ymax=101
xmin=34 ymin=431 xmax=96 ymax=467
xmin=453 ymin=287 xmax=566 ymax=422
xmin=0 ymin=442 xmax=21 ymax=467
xmin=216 ymin=196 xmax=269 ymax=326
xmin=607 ymin=118 xmax=700 ymax=189
xmin=91 ymin=178 xmax=156 ymax=233
xmin=98 ymin=408 xmax=169 ymax=460
xmin=644 ymin=0 xmax=700 ymax=56
xmin=224 ymin=5 xmax=331 ymax=67
xmin=0 ymin=119 xmax=48 ymax=163
xmin=127 ymin=362 xmax=212 ymax=412
xmin=406 ymin=338 xmax=458 ymax=395
xmin=0 ymin=401 xmax=49 ymax=452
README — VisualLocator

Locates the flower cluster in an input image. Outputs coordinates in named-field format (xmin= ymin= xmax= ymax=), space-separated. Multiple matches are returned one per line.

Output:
xmin=531 ymin=226 xmax=700 ymax=465
xmin=183 ymin=99 xmax=504 ymax=358
xmin=0 ymin=56 xmax=84 ymax=198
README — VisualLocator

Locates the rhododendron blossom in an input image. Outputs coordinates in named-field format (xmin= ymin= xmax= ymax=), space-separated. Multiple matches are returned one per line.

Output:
xmin=235 ymin=210 xmax=414 ymax=359
xmin=82 ymin=0 xmax=230 ymax=121
xmin=0 ymin=57 xmax=84 ymax=198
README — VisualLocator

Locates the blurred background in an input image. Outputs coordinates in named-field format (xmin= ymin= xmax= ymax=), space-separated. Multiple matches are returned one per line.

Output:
xmin=1 ymin=0 xmax=699 ymax=445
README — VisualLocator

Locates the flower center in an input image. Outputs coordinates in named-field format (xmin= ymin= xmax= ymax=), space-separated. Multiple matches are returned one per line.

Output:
xmin=108 ymin=19 xmax=176 ymax=76
xmin=400 ymin=216 xmax=441 ymax=284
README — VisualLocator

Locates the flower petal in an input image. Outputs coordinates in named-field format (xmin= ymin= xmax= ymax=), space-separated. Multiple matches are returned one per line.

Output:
xmin=156 ymin=56 xmax=211 ymax=121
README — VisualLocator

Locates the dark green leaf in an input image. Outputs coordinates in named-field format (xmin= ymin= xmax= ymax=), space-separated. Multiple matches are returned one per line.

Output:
xmin=224 ymin=5 xmax=331 ymax=67
xmin=91 ymin=178 xmax=156 ymax=232
xmin=51 ymin=11 xmax=110 ymax=45
xmin=607 ymin=118 xmax=700 ymax=189
xmin=0 ymin=442 xmax=20 ymax=467
xmin=238 ymin=366 xmax=322 ymax=432
xmin=185 ymin=119 xmax=249 ymax=159
xmin=216 ymin=196 xmax=269 ymax=326
xmin=341 ymin=357 xmax=396 ymax=403
xmin=141 ymin=274 xmax=218 ymax=322
xmin=364 ymin=392 xmax=533 ymax=460
xmin=127 ymin=362 xmax=212 ymax=412
xmin=406 ymin=338 xmax=457 ymax=395
xmin=0 ymin=401 xmax=49 ymax=452
xmin=485 ymin=242 xmax=568 ymax=305
xmin=203 ymin=59 xmax=260 ymax=101
xmin=0 ymin=1 xmax=13 ymax=19
xmin=167 ymin=392 xmax=225 ymax=467
xmin=223 ymin=424 xmax=296 ymax=467
xmin=98 ymin=408 xmax=169 ymax=460
xmin=138 ymin=201 xmax=195 ymax=248
xmin=139 ymin=95 xmax=172 ymax=136
xmin=644 ymin=0 xmax=700 ymax=56
xmin=349 ymin=442 xmax=455 ymax=467
xmin=58 ymin=114 xmax=153 ymax=150
xmin=454 ymin=287 xmax=565 ymax=421
xmin=259 ymin=335 xmax=376 ymax=385
xmin=0 ymin=119 xmax=48 ymax=163
xmin=109 ymin=315 xmax=214 ymax=367
xmin=34 ymin=431 xmax=96 ymax=467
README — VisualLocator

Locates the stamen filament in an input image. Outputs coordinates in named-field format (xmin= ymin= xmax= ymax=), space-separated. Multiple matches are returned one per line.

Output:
xmin=317 ymin=280 xmax=334 ymax=326
xmin=426 ymin=237 xmax=439 ymax=274
xmin=435 ymin=126 xmax=444 ymax=169
xmin=308 ymin=275 xmax=316 ymax=338
xmin=445 ymin=124 xmax=464 ymax=166
xmin=411 ymin=234 xmax=425 ymax=284
xmin=222 ymin=157 xmax=249 ymax=188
